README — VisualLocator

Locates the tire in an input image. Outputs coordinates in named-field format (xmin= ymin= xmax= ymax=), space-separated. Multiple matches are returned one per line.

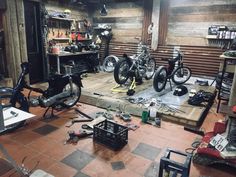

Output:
xmin=145 ymin=57 xmax=156 ymax=80
xmin=0 ymin=90 xmax=29 ymax=134
xmin=103 ymin=55 xmax=119 ymax=73
xmin=153 ymin=66 xmax=168 ymax=92
xmin=172 ymin=66 xmax=191 ymax=85
xmin=114 ymin=59 xmax=130 ymax=85
xmin=61 ymin=82 xmax=81 ymax=108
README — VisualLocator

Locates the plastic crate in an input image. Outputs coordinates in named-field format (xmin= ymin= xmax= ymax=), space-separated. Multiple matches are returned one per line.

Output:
xmin=93 ymin=119 xmax=128 ymax=150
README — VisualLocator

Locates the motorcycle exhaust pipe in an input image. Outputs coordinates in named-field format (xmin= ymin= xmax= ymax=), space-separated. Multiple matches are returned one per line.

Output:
xmin=40 ymin=91 xmax=71 ymax=107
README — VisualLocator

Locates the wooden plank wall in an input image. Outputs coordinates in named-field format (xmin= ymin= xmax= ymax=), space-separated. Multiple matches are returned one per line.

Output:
xmin=99 ymin=42 xmax=224 ymax=77
xmin=92 ymin=0 xmax=144 ymax=43
xmin=167 ymin=0 xmax=236 ymax=46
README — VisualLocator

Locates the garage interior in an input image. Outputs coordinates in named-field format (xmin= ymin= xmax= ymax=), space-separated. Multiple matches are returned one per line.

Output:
xmin=0 ymin=0 xmax=236 ymax=177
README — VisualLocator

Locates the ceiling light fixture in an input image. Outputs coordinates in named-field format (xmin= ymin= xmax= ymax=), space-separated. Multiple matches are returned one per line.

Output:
xmin=100 ymin=3 xmax=108 ymax=16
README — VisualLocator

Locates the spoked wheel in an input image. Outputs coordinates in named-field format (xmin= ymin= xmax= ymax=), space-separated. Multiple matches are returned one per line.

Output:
xmin=0 ymin=90 xmax=29 ymax=134
xmin=145 ymin=57 xmax=156 ymax=80
xmin=153 ymin=66 xmax=168 ymax=92
xmin=114 ymin=59 xmax=130 ymax=84
xmin=172 ymin=66 xmax=191 ymax=85
xmin=61 ymin=82 xmax=81 ymax=108
xmin=103 ymin=55 xmax=119 ymax=73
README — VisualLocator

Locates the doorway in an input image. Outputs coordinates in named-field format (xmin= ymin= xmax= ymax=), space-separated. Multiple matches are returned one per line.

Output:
xmin=24 ymin=0 xmax=44 ymax=84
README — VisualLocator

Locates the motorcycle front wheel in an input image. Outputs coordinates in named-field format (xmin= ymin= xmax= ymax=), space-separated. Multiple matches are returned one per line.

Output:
xmin=172 ymin=66 xmax=191 ymax=85
xmin=61 ymin=82 xmax=81 ymax=108
xmin=145 ymin=57 xmax=156 ymax=80
xmin=114 ymin=59 xmax=130 ymax=85
xmin=103 ymin=55 xmax=119 ymax=73
xmin=153 ymin=66 xmax=168 ymax=92
xmin=0 ymin=90 xmax=29 ymax=134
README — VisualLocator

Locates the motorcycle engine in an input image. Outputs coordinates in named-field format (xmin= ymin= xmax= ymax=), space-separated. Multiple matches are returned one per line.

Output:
xmin=139 ymin=66 xmax=146 ymax=77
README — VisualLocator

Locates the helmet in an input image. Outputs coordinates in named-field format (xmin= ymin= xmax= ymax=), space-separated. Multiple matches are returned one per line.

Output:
xmin=173 ymin=85 xmax=188 ymax=96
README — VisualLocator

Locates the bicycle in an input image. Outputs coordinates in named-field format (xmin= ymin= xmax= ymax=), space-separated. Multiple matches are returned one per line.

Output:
xmin=153 ymin=50 xmax=191 ymax=92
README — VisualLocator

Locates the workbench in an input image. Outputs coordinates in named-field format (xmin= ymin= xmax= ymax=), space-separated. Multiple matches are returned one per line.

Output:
xmin=47 ymin=51 xmax=99 ymax=75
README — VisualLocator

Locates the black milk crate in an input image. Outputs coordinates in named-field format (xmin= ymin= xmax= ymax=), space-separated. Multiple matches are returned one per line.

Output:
xmin=93 ymin=119 xmax=128 ymax=151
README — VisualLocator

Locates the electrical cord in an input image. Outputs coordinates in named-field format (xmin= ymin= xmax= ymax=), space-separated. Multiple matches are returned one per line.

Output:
xmin=185 ymin=139 xmax=202 ymax=155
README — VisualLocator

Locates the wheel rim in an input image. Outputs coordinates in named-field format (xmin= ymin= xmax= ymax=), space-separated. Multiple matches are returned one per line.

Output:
xmin=118 ymin=61 xmax=129 ymax=82
xmin=62 ymin=83 xmax=81 ymax=106
xmin=146 ymin=59 xmax=155 ymax=78
xmin=173 ymin=67 xmax=191 ymax=84
xmin=104 ymin=56 xmax=117 ymax=72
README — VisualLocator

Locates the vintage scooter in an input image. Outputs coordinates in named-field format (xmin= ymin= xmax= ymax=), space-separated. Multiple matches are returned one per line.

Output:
xmin=0 ymin=62 xmax=83 ymax=133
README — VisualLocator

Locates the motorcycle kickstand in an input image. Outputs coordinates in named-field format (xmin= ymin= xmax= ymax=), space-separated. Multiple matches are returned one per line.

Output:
xmin=43 ymin=107 xmax=55 ymax=119
xmin=168 ymin=78 xmax=172 ymax=91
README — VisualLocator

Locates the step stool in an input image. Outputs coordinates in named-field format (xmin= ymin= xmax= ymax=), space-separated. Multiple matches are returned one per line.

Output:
xmin=159 ymin=148 xmax=192 ymax=177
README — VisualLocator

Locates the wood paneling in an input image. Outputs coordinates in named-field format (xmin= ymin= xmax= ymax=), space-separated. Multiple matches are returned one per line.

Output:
xmin=167 ymin=0 xmax=236 ymax=46
xmin=100 ymin=41 xmax=223 ymax=77
xmin=92 ymin=1 xmax=144 ymax=43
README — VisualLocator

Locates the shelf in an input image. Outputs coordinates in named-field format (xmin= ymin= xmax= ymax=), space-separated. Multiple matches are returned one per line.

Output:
xmin=52 ymin=38 xmax=70 ymax=41
xmin=49 ymin=16 xmax=74 ymax=22
xmin=206 ymin=35 xmax=233 ymax=40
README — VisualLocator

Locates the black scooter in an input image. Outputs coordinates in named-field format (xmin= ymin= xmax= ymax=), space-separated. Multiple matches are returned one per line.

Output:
xmin=0 ymin=62 xmax=83 ymax=133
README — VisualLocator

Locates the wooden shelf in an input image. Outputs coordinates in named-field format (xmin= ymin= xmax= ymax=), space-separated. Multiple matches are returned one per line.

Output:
xmin=49 ymin=16 xmax=74 ymax=22
xmin=52 ymin=38 xmax=70 ymax=41
xmin=206 ymin=35 xmax=233 ymax=40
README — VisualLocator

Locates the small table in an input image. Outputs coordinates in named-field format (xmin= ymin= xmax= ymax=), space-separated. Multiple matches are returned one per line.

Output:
xmin=0 ymin=107 xmax=35 ymax=131
xmin=47 ymin=51 xmax=99 ymax=75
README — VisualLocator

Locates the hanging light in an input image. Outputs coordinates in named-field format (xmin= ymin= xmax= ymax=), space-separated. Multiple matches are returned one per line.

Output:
xmin=100 ymin=4 xmax=108 ymax=16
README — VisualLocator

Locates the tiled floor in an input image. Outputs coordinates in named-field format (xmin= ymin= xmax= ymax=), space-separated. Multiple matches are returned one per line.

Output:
xmin=0 ymin=102 xmax=236 ymax=177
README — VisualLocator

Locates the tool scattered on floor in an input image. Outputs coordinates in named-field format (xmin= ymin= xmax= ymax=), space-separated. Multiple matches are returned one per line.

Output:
xmin=65 ymin=130 xmax=93 ymax=145
xmin=66 ymin=109 xmax=94 ymax=127
xmin=125 ymin=123 xmax=139 ymax=131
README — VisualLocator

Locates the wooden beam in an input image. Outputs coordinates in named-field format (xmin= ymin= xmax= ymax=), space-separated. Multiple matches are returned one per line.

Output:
xmin=151 ymin=0 xmax=160 ymax=50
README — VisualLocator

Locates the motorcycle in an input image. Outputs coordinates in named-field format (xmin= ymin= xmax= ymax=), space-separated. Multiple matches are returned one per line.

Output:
xmin=113 ymin=44 xmax=156 ymax=84
xmin=0 ymin=62 xmax=83 ymax=133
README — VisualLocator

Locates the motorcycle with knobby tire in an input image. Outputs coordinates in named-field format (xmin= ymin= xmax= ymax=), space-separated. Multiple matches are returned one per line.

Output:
xmin=0 ymin=62 xmax=83 ymax=134
xmin=113 ymin=45 xmax=156 ymax=85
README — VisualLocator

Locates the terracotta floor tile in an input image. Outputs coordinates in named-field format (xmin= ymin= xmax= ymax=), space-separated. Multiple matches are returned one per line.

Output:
xmin=0 ymin=101 xmax=234 ymax=177
xmin=124 ymin=154 xmax=152 ymax=175
xmin=23 ymin=153 xmax=56 ymax=171
xmin=44 ymin=142 xmax=76 ymax=161
xmin=26 ymin=136 xmax=58 ymax=154
xmin=81 ymin=158 xmax=113 ymax=177
xmin=46 ymin=162 xmax=77 ymax=177
xmin=109 ymin=168 xmax=142 ymax=177
xmin=11 ymin=130 xmax=42 ymax=145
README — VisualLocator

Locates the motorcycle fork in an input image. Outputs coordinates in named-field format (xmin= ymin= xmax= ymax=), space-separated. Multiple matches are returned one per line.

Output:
xmin=68 ymin=76 xmax=73 ymax=95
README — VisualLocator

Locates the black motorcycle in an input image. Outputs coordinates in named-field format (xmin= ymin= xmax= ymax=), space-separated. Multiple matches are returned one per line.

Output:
xmin=0 ymin=62 xmax=83 ymax=133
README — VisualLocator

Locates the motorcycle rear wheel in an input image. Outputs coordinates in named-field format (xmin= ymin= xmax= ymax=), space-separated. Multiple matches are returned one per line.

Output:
xmin=61 ymin=82 xmax=81 ymax=108
xmin=145 ymin=57 xmax=156 ymax=80
xmin=0 ymin=91 xmax=29 ymax=134
xmin=153 ymin=66 xmax=168 ymax=92
xmin=103 ymin=55 xmax=119 ymax=73
xmin=114 ymin=59 xmax=130 ymax=85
